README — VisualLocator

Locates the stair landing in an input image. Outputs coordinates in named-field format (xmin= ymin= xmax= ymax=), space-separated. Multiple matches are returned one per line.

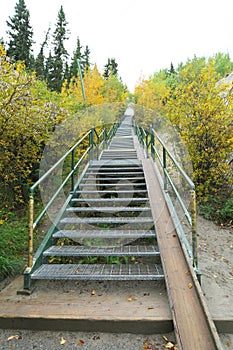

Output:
xmin=0 ymin=276 xmax=172 ymax=333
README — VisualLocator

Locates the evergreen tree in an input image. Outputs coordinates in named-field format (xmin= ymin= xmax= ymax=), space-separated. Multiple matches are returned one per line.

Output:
xmin=83 ymin=45 xmax=91 ymax=71
xmin=168 ymin=62 xmax=176 ymax=75
xmin=34 ymin=27 xmax=50 ymax=80
xmin=45 ymin=51 xmax=54 ymax=83
xmin=47 ymin=6 xmax=69 ymax=92
xmin=103 ymin=58 xmax=118 ymax=78
xmin=6 ymin=0 xmax=34 ymax=68
xmin=70 ymin=37 xmax=83 ymax=79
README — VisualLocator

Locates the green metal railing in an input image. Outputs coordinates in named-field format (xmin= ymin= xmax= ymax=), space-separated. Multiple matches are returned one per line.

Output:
xmin=134 ymin=123 xmax=199 ymax=275
xmin=26 ymin=123 xmax=118 ymax=275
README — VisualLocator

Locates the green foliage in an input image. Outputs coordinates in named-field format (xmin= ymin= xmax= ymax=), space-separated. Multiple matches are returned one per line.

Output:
xmin=6 ymin=0 xmax=34 ymax=68
xmin=209 ymin=52 xmax=233 ymax=77
xmin=0 ymin=210 xmax=27 ymax=279
xmin=199 ymin=196 xmax=233 ymax=225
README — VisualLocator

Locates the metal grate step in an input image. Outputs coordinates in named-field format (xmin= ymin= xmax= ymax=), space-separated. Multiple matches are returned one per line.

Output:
xmin=90 ymin=160 xmax=142 ymax=167
xmin=66 ymin=206 xmax=151 ymax=213
xmin=60 ymin=217 xmax=154 ymax=225
xmin=71 ymin=197 xmax=149 ymax=204
xmin=31 ymin=264 xmax=164 ymax=281
xmin=85 ymin=172 xmax=144 ymax=177
xmin=75 ymin=190 xmax=148 ymax=194
xmin=83 ymin=177 xmax=145 ymax=181
xmin=79 ymin=183 xmax=146 ymax=187
xmin=53 ymin=229 xmax=156 ymax=240
xmin=43 ymin=245 xmax=160 ymax=257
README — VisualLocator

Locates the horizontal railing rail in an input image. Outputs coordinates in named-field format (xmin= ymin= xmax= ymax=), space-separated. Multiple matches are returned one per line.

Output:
xmin=134 ymin=123 xmax=199 ymax=275
xmin=27 ymin=122 xmax=118 ymax=271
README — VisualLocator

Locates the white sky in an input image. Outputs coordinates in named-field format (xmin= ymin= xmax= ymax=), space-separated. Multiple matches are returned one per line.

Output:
xmin=1 ymin=0 xmax=233 ymax=91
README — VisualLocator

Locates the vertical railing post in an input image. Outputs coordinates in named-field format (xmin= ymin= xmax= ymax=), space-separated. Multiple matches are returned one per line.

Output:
xmin=163 ymin=147 xmax=167 ymax=191
xmin=145 ymin=131 xmax=149 ymax=158
xmin=191 ymin=189 xmax=198 ymax=271
xmin=150 ymin=125 xmax=154 ymax=160
xmin=89 ymin=127 xmax=94 ymax=161
xmin=71 ymin=149 xmax=75 ymax=193
xmin=28 ymin=192 xmax=34 ymax=268
xmin=103 ymin=126 xmax=107 ymax=149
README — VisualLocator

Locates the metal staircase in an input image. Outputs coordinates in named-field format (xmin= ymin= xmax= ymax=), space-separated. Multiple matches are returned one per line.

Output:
xmin=29 ymin=115 xmax=165 ymax=283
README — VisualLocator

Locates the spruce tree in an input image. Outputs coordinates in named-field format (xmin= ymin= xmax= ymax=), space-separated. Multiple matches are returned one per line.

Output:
xmin=83 ymin=45 xmax=91 ymax=71
xmin=6 ymin=0 xmax=34 ymax=68
xmin=47 ymin=6 xmax=69 ymax=92
xmin=70 ymin=37 xmax=83 ymax=79
xmin=103 ymin=58 xmax=118 ymax=78
xmin=35 ymin=27 xmax=50 ymax=80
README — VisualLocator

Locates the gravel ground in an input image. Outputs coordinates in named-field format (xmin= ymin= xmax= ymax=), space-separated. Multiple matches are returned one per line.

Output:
xmin=0 ymin=330 xmax=177 ymax=350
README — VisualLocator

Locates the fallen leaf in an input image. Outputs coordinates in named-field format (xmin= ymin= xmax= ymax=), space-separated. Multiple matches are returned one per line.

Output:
xmin=188 ymin=282 xmax=193 ymax=289
xmin=163 ymin=335 xmax=178 ymax=350
xmin=127 ymin=295 xmax=138 ymax=301
xmin=7 ymin=335 xmax=22 ymax=341
xmin=165 ymin=341 xmax=176 ymax=349
xmin=60 ymin=336 xmax=66 ymax=345
xmin=78 ymin=339 xmax=85 ymax=346
xmin=91 ymin=289 xmax=96 ymax=295
xmin=92 ymin=335 xmax=100 ymax=340
xmin=185 ymin=271 xmax=191 ymax=276
xmin=147 ymin=307 xmax=154 ymax=310
xmin=143 ymin=338 xmax=157 ymax=349
xmin=226 ymin=340 xmax=232 ymax=347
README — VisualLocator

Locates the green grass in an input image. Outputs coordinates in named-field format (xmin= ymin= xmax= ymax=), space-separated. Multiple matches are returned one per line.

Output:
xmin=0 ymin=209 xmax=28 ymax=280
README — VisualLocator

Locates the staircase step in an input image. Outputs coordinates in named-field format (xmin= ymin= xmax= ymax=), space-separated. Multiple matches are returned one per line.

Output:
xmin=83 ymin=177 xmax=145 ymax=181
xmin=79 ymin=183 xmax=146 ymax=187
xmin=31 ymin=264 xmax=164 ymax=281
xmin=66 ymin=207 xmax=151 ymax=213
xmin=85 ymin=172 xmax=144 ymax=176
xmin=75 ymin=190 xmax=148 ymax=194
xmin=90 ymin=161 xmax=142 ymax=167
xmin=71 ymin=198 xmax=149 ymax=204
xmin=60 ymin=217 xmax=154 ymax=225
xmin=43 ymin=245 xmax=160 ymax=257
xmin=53 ymin=229 xmax=156 ymax=239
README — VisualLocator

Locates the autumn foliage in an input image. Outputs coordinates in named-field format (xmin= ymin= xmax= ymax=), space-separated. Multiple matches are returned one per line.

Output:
xmin=0 ymin=46 xmax=126 ymax=207
xmin=135 ymin=55 xmax=233 ymax=208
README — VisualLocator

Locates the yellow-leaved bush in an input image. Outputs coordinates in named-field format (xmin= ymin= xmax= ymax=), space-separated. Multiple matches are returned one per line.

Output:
xmin=0 ymin=46 xmax=68 ymax=206
xmin=135 ymin=58 xmax=233 ymax=201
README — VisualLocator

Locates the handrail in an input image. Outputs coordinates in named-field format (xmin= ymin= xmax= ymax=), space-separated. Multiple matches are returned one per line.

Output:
xmin=134 ymin=122 xmax=199 ymax=274
xmin=27 ymin=123 xmax=118 ymax=269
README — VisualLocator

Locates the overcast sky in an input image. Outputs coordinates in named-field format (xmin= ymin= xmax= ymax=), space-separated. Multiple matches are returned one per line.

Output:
xmin=1 ymin=0 xmax=233 ymax=91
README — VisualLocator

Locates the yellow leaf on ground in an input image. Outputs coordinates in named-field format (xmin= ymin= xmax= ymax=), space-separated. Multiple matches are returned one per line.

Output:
xmin=78 ymin=339 xmax=85 ymax=346
xmin=60 ymin=336 xmax=66 ymax=345
xmin=127 ymin=295 xmax=138 ymax=301
xmin=7 ymin=335 xmax=22 ymax=341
